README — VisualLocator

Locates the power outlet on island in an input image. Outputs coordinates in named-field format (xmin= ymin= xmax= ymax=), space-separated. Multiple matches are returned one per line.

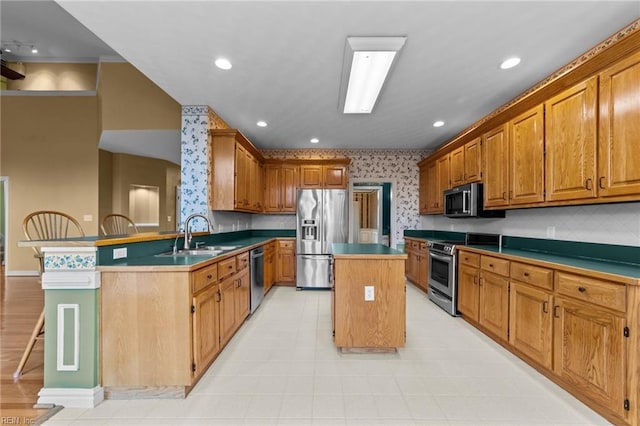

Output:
xmin=364 ymin=285 xmax=375 ymax=301
xmin=113 ymin=247 xmax=127 ymax=259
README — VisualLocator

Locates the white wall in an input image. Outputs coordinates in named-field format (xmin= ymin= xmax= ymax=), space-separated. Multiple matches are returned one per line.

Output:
xmin=420 ymin=202 xmax=640 ymax=246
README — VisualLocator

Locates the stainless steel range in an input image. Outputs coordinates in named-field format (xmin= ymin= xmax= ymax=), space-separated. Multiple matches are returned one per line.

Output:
xmin=427 ymin=240 xmax=464 ymax=316
xmin=427 ymin=233 xmax=502 ymax=316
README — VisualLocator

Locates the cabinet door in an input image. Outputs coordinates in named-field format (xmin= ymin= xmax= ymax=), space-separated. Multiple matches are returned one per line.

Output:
xmin=235 ymin=269 xmax=250 ymax=324
xmin=510 ymin=105 xmax=545 ymax=205
xmin=234 ymin=144 xmax=249 ymax=209
xmin=323 ymin=165 xmax=348 ymax=188
xmin=281 ymin=164 xmax=298 ymax=212
xmin=545 ymin=76 xmax=597 ymax=201
xmin=436 ymin=154 xmax=451 ymax=203
xmin=264 ymin=165 xmax=281 ymax=212
xmin=479 ymin=271 xmax=509 ymax=341
xmin=483 ymin=124 xmax=509 ymax=207
xmin=276 ymin=242 xmax=296 ymax=284
xmin=457 ymin=264 xmax=479 ymax=322
xmin=299 ymin=165 xmax=322 ymax=188
xmin=425 ymin=161 xmax=439 ymax=214
xmin=598 ymin=51 xmax=640 ymax=198
xmin=509 ymin=282 xmax=553 ymax=369
xmin=247 ymin=154 xmax=258 ymax=211
xmin=553 ymin=296 xmax=625 ymax=416
xmin=418 ymin=164 xmax=429 ymax=214
xmin=464 ymin=137 xmax=482 ymax=183
xmin=264 ymin=249 xmax=275 ymax=293
xmin=219 ymin=278 xmax=236 ymax=347
xmin=450 ymin=146 xmax=465 ymax=187
xmin=417 ymin=252 xmax=428 ymax=291
xmin=192 ymin=285 xmax=220 ymax=377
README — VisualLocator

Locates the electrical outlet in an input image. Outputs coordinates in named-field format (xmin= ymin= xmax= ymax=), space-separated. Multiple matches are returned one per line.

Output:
xmin=364 ymin=285 xmax=375 ymax=301
xmin=546 ymin=226 xmax=556 ymax=238
xmin=167 ymin=215 xmax=172 ymax=222
xmin=113 ymin=247 xmax=127 ymax=259
xmin=83 ymin=214 xmax=93 ymax=222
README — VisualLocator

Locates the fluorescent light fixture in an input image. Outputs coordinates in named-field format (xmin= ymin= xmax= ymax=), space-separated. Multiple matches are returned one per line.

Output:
xmin=340 ymin=36 xmax=407 ymax=114
xmin=433 ymin=120 xmax=445 ymax=128
xmin=214 ymin=58 xmax=232 ymax=70
xmin=500 ymin=57 xmax=521 ymax=69
xmin=310 ymin=138 xmax=319 ymax=144
xmin=256 ymin=121 xmax=268 ymax=127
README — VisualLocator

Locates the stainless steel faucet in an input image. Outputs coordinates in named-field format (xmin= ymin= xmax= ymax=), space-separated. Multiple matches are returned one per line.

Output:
xmin=183 ymin=213 xmax=213 ymax=250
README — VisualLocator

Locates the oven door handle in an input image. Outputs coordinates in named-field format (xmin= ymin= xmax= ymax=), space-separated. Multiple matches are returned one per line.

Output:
xmin=429 ymin=289 xmax=450 ymax=303
xmin=429 ymin=252 xmax=453 ymax=263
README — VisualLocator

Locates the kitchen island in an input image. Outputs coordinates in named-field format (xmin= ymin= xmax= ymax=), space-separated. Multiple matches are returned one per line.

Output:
xmin=331 ymin=243 xmax=407 ymax=351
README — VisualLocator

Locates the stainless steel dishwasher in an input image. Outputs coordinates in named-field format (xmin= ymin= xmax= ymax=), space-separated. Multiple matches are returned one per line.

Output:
xmin=249 ymin=246 xmax=264 ymax=313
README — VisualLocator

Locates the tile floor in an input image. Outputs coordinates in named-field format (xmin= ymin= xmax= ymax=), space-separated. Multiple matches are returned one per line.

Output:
xmin=45 ymin=284 xmax=610 ymax=425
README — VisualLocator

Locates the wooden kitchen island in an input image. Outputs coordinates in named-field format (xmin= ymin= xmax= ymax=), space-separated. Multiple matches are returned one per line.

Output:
xmin=331 ymin=243 xmax=407 ymax=351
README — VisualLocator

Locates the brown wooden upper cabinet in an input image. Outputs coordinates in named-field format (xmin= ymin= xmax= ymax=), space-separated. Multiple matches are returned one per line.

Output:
xmin=483 ymin=124 xmax=510 ymax=208
xmin=545 ymin=76 xmax=598 ymax=202
xmin=450 ymin=137 xmax=482 ymax=187
xmin=509 ymin=104 xmax=545 ymax=205
xmin=210 ymin=129 xmax=264 ymax=213
xmin=264 ymin=163 xmax=298 ymax=213
xmin=598 ymin=50 xmax=640 ymax=198
xmin=299 ymin=163 xmax=348 ymax=189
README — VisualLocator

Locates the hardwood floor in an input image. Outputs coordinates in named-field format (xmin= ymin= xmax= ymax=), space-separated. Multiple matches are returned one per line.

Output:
xmin=0 ymin=270 xmax=53 ymax=423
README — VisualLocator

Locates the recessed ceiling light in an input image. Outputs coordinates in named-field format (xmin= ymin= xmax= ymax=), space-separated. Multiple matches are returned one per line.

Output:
xmin=433 ymin=120 xmax=445 ymax=128
xmin=31 ymin=48 xmax=38 ymax=54
xmin=310 ymin=138 xmax=319 ymax=144
xmin=214 ymin=58 xmax=232 ymax=70
xmin=4 ymin=48 xmax=11 ymax=52
xmin=500 ymin=57 xmax=521 ymax=70
xmin=256 ymin=121 xmax=268 ymax=127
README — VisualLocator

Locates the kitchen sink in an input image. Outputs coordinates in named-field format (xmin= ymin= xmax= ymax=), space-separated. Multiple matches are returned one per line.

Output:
xmin=207 ymin=245 xmax=239 ymax=251
xmin=155 ymin=247 xmax=224 ymax=257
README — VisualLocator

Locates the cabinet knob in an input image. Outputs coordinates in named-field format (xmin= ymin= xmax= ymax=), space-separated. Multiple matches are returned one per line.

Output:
xmin=523 ymin=272 xmax=529 ymax=277
xmin=578 ymin=286 xmax=586 ymax=293
xmin=207 ymin=274 xmax=213 ymax=279
xmin=489 ymin=263 xmax=494 ymax=268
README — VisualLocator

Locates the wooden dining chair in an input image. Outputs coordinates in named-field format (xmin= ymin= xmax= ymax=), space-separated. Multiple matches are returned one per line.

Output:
xmin=15 ymin=210 xmax=85 ymax=380
xmin=101 ymin=213 xmax=138 ymax=236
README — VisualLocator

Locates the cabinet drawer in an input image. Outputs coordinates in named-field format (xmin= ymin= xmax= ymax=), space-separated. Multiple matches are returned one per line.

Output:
xmin=556 ymin=272 xmax=626 ymax=312
xmin=510 ymin=262 xmax=553 ymax=291
xmin=481 ymin=255 xmax=509 ymax=276
xmin=278 ymin=240 xmax=294 ymax=250
xmin=236 ymin=252 xmax=249 ymax=271
xmin=192 ymin=265 xmax=218 ymax=294
xmin=459 ymin=251 xmax=480 ymax=268
xmin=217 ymin=257 xmax=237 ymax=281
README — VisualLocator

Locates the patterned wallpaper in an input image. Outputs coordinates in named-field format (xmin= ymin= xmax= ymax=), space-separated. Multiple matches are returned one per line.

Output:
xmin=261 ymin=149 xmax=429 ymax=245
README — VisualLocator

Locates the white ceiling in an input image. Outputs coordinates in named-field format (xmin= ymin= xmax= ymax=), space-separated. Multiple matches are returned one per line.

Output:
xmin=3 ymin=1 xmax=640 ymax=154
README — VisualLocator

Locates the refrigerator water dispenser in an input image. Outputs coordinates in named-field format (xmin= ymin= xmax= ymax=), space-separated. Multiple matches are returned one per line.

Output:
xmin=301 ymin=219 xmax=318 ymax=240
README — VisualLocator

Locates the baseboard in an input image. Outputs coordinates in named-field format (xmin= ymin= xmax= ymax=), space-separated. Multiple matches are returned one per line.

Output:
xmin=37 ymin=386 xmax=104 ymax=408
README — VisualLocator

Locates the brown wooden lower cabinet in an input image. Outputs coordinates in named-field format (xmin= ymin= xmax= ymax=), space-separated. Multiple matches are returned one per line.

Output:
xmin=276 ymin=239 xmax=296 ymax=284
xmin=508 ymin=281 xmax=553 ymax=369
xmin=404 ymin=238 xmax=428 ymax=291
xmin=456 ymin=249 xmax=637 ymax=425
xmin=553 ymin=295 xmax=626 ymax=416
xmin=264 ymin=242 xmax=276 ymax=293
xmin=100 ymin=248 xmax=255 ymax=396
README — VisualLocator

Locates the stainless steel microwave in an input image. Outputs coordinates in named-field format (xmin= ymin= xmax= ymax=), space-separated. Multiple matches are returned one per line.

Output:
xmin=443 ymin=183 xmax=505 ymax=218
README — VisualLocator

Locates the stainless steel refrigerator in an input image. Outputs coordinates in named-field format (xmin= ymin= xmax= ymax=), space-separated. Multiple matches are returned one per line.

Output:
xmin=296 ymin=189 xmax=348 ymax=289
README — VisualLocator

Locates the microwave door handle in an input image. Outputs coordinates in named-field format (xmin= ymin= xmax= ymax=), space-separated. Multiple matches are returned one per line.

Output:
xmin=462 ymin=190 xmax=470 ymax=213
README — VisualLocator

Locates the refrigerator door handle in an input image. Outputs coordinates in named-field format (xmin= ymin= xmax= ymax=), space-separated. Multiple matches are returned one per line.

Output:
xmin=329 ymin=256 xmax=334 ymax=286
xmin=300 ymin=255 xmax=332 ymax=260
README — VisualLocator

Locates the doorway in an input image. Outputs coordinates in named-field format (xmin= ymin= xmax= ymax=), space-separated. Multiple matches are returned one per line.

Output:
xmin=349 ymin=179 xmax=396 ymax=248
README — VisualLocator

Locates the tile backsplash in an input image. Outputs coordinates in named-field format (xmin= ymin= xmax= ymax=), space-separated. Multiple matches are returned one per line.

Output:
xmin=421 ymin=202 xmax=640 ymax=246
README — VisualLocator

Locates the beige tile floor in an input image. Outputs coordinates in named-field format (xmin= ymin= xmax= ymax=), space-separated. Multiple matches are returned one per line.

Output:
xmin=45 ymin=284 xmax=610 ymax=425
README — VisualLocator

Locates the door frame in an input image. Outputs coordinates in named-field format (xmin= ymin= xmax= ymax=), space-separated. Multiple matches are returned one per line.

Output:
xmin=1 ymin=177 xmax=8 ymax=272
xmin=348 ymin=178 xmax=398 ymax=248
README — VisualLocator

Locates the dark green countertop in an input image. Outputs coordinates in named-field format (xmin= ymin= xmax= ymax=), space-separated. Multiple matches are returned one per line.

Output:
xmin=98 ymin=230 xmax=295 ymax=267
xmin=466 ymin=245 xmax=640 ymax=279
xmin=331 ymin=243 xmax=406 ymax=257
